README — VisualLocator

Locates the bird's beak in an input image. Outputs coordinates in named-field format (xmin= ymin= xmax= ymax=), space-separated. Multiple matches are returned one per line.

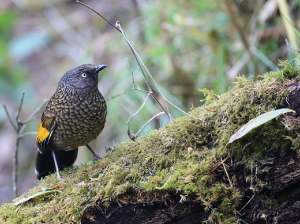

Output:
xmin=95 ymin=64 xmax=107 ymax=73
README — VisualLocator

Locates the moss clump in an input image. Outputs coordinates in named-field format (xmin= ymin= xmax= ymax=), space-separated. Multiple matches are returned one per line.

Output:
xmin=199 ymin=183 xmax=242 ymax=223
xmin=260 ymin=60 xmax=300 ymax=82
xmin=0 ymin=60 xmax=299 ymax=223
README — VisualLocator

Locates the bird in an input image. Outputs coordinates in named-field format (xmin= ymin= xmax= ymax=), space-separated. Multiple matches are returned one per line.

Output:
xmin=35 ymin=64 xmax=107 ymax=181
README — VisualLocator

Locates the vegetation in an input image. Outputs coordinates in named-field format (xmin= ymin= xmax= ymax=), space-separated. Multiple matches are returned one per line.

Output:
xmin=0 ymin=59 xmax=299 ymax=223
xmin=2 ymin=2 xmax=300 ymax=223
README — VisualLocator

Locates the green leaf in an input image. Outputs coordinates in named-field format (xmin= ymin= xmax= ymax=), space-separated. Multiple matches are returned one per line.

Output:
xmin=89 ymin=173 xmax=104 ymax=181
xmin=229 ymin=109 xmax=295 ymax=143
xmin=15 ymin=190 xmax=61 ymax=206
xmin=156 ymin=176 xmax=172 ymax=190
xmin=280 ymin=11 xmax=300 ymax=38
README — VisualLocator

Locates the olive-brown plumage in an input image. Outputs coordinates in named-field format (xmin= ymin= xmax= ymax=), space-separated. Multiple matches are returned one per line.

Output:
xmin=35 ymin=64 xmax=107 ymax=180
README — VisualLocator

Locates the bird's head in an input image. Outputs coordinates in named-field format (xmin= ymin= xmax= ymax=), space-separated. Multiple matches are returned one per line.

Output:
xmin=59 ymin=64 xmax=107 ymax=90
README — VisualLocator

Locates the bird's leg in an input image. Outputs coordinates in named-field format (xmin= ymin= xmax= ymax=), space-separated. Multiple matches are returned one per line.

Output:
xmin=51 ymin=149 xmax=64 ymax=180
xmin=86 ymin=144 xmax=101 ymax=162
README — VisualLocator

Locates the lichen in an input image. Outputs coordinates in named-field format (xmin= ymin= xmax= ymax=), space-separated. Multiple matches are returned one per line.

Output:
xmin=0 ymin=60 xmax=300 ymax=223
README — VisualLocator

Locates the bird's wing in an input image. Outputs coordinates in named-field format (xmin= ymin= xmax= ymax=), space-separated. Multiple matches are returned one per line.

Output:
xmin=36 ymin=111 xmax=56 ymax=154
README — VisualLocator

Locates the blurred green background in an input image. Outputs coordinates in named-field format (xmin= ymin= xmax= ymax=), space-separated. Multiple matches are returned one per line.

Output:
xmin=0 ymin=0 xmax=298 ymax=204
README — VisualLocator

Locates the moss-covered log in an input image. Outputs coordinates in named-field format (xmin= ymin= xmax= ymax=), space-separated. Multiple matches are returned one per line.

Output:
xmin=1 ymin=60 xmax=300 ymax=223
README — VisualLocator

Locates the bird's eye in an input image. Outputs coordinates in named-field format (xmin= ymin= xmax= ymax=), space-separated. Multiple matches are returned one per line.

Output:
xmin=82 ymin=73 xmax=87 ymax=78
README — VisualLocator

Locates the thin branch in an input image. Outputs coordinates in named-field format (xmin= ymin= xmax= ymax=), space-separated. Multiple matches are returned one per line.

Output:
xmin=118 ymin=22 xmax=202 ymax=121
xmin=128 ymin=59 xmax=136 ymax=89
xmin=242 ymin=142 xmax=251 ymax=151
xmin=16 ymin=92 xmax=25 ymax=125
xmin=19 ymin=99 xmax=47 ymax=135
xmin=3 ymin=105 xmax=17 ymax=131
xmin=116 ymin=21 xmax=173 ymax=121
xmin=285 ymin=38 xmax=299 ymax=52
xmin=239 ymin=194 xmax=255 ymax=213
xmin=162 ymin=96 xmax=202 ymax=121
xmin=105 ymin=92 xmax=125 ymax=101
xmin=127 ymin=93 xmax=151 ymax=124
xmin=13 ymin=133 xmax=19 ymax=198
xmin=76 ymin=0 xmax=121 ymax=33
xmin=127 ymin=59 xmax=148 ymax=101
xmin=136 ymin=84 xmax=148 ymax=102
xmin=127 ymin=125 xmax=137 ymax=141
xmin=128 ymin=58 xmax=147 ymax=94
xmin=13 ymin=92 xmax=26 ymax=198
xmin=136 ymin=112 xmax=165 ymax=136
xmin=126 ymin=92 xmax=151 ymax=141
xmin=22 ymin=98 xmax=47 ymax=124
xmin=18 ymin=132 xmax=38 ymax=139
xmin=3 ymin=92 xmax=47 ymax=198
xmin=221 ymin=158 xmax=232 ymax=187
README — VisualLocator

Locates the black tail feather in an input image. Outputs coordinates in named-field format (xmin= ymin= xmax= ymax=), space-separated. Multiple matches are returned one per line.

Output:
xmin=57 ymin=149 xmax=78 ymax=169
xmin=35 ymin=148 xmax=78 ymax=181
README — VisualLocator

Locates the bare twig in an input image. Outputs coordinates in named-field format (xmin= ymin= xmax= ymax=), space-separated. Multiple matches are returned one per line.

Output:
xmin=242 ymin=142 xmax=251 ymax=151
xmin=239 ymin=194 xmax=255 ymax=213
xmin=105 ymin=91 xmax=125 ymax=101
xmin=3 ymin=93 xmax=47 ymax=198
xmin=136 ymin=112 xmax=165 ymax=136
xmin=13 ymin=93 xmax=25 ymax=197
xmin=161 ymin=96 xmax=203 ymax=121
xmin=18 ymin=132 xmax=38 ymax=139
xmin=22 ymin=98 xmax=47 ymax=124
xmin=16 ymin=92 xmax=25 ymax=125
xmin=127 ymin=59 xmax=149 ymax=99
xmin=127 ymin=125 xmax=137 ymax=141
xmin=128 ymin=59 xmax=136 ymax=90
xmin=285 ymin=38 xmax=299 ymax=52
xmin=126 ymin=92 xmax=151 ymax=140
xmin=127 ymin=93 xmax=152 ymax=124
xmin=13 ymin=130 xmax=20 ymax=198
xmin=136 ymin=84 xmax=147 ymax=102
xmin=3 ymin=105 xmax=17 ymax=131
xmin=115 ymin=21 xmax=173 ymax=120
xmin=122 ymin=25 xmax=203 ymax=127
xmin=221 ymin=158 xmax=233 ymax=187
xmin=76 ymin=0 xmax=121 ymax=33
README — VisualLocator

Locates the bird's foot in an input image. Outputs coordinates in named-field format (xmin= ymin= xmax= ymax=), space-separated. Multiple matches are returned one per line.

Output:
xmin=86 ymin=144 xmax=101 ymax=162
xmin=93 ymin=154 xmax=101 ymax=162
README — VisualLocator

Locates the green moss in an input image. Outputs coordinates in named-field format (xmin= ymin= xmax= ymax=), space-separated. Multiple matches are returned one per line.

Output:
xmin=260 ymin=60 xmax=300 ymax=82
xmin=0 ymin=60 xmax=299 ymax=223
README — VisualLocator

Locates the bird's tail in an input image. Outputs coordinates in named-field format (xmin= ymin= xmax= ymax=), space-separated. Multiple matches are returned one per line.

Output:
xmin=35 ymin=148 xmax=78 ymax=181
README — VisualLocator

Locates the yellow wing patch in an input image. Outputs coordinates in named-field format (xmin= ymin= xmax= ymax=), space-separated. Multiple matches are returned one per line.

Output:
xmin=36 ymin=115 xmax=56 ymax=144
xmin=36 ymin=120 xmax=51 ymax=143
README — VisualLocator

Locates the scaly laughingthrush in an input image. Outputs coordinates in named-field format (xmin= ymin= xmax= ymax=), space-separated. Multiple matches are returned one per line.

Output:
xmin=35 ymin=64 xmax=107 ymax=180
